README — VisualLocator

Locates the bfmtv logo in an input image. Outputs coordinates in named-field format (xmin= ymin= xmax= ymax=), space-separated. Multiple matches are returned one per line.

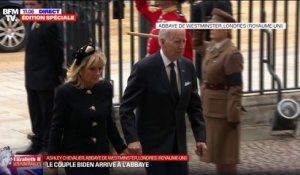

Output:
xmin=2 ymin=8 xmax=19 ymax=22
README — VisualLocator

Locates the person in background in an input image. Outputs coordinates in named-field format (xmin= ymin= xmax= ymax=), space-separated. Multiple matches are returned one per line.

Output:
xmin=191 ymin=0 xmax=232 ymax=83
xmin=193 ymin=8 xmax=244 ymax=175
xmin=135 ymin=0 xmax=193 ymax=61
xmin=120 ymin=28 xmax=206 ymax=175
xmin=48 ymin=44 xmax=128 ymax=175
xmin=16 ymin=0 xmax=64 ymax=155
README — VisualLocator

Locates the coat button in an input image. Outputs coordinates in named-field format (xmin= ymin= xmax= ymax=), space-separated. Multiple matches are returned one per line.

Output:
xmin=89 ymin=106 xmax=96 ymax=111
xmin=92 ymin=122 xmax=98 ymax=127
xmin=91 ymin=137 xmax=97 ymax=143
xmin=86 ymin=90 xmax=92 ymax=94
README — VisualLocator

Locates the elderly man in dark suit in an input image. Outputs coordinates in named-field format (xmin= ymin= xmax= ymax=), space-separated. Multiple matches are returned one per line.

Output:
xmin=120 ymin=26 xmax=207 ymax=175
xmin=16 ymin=0 xmax=64 ymax=155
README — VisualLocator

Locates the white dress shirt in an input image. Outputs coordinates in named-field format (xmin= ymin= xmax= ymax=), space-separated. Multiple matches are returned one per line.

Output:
xmin=160 ymin=49 xmax=181 ymax=95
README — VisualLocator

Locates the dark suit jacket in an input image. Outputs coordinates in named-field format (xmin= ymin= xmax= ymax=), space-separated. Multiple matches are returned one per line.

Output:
xmin=120 ymin=51 xmax=206 ymax=154
xmin=25 ymin=22 xmax=64 ymax=90
xmin=48 ymin=81 xmax=127 ymax=155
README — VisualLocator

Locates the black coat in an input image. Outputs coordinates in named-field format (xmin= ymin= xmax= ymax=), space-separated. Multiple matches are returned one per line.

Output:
xmin=25 ymin=22 xmax=64 ymax=90
xmin=120 ymin=51 xmax=206 ymax=154
xmin=48 ymin=81 xmax=126 ymax=155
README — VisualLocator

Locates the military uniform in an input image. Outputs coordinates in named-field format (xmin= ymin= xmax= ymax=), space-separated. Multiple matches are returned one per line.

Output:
xmin=135 ymin=0 xmax=193 ymax=60
xmin=194 ymin=8 xmax=244 ymax=164
xmin=191 ymin=0 xmax=232 ymax=80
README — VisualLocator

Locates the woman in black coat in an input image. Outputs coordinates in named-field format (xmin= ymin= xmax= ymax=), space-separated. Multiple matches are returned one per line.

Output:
xmin=48 ymin=44 xmax=128 ymax=175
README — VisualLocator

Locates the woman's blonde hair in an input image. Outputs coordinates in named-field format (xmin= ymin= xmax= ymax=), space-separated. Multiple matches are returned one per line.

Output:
xmin=66 ymin=51 xmax=106 ymax=89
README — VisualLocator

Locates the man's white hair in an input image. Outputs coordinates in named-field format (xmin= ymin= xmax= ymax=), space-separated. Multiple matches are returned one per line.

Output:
xmin=158 ymin=21 xmax=185 ymax=46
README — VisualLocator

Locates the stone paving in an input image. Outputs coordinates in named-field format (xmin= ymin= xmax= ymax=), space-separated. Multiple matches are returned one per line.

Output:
xmin=0 ymin=53 xmax=300 ymax=175
xmin=110 ymin=138 xmax=300 ymax=175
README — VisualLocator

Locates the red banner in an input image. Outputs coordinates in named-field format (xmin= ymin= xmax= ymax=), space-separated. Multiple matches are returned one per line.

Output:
xmin=44 ymin=155 xmax=189 ymax=162
xmin=20 ymin=14 xmax=77 ymax=22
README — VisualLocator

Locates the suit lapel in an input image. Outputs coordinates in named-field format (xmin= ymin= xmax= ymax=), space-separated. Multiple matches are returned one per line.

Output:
xmin=218 ymin=39 xmax=233 ymax=52
xmin=206 ymin=40 xmax=232 ymax=60
xmin=153 ymin=52 xmax=174 ymax=101
xmin=206 ymin=42 xmax=221 ymax=60
xmin=177 ymin=59 xmax=186 ymax=106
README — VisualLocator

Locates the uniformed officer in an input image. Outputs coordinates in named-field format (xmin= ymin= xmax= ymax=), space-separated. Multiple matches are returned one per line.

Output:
xmin=135 ymin=0 xmax=193 ymax=61
xmin=193 ymin=8 xmax=244 ymax=175
xmin=191 ymin=0 xmax=232 ymax=82
xmin=16 ymin=0 xmax=65 ymax=155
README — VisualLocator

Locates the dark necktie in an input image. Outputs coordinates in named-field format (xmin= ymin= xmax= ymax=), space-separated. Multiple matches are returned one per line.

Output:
xmin=169 ymin=62 xmax=179 ymax=103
